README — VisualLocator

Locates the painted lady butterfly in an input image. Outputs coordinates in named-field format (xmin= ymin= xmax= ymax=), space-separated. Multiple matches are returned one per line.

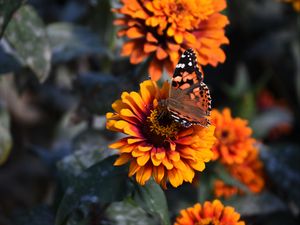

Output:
xmin=161 ymin=48 xmax=212 ymax=127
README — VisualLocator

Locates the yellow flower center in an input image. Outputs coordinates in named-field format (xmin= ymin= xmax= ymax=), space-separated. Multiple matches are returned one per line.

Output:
xmin=147 ymin=108 xmax=179 ymax=140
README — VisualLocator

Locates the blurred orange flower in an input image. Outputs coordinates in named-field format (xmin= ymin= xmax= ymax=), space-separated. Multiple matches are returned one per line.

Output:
xmin=214 ymin=179 xmax=239 ymax=198
xmin=106 ymin=80 xmax=216 ymax=188
xmin=228 ymin=148 xmax=265 ymax=193
xmin=113 ymin=0 xmax=229 ymax=80
xmin=214 ymin=148 xmax=265 ymax=198
xmin=283 ymin=0 xmax=300 ymax=11
xmin=211 ymin=108 xmax=256 ymax=165
xmin=174 ymin=200 xmax=245 ymax=225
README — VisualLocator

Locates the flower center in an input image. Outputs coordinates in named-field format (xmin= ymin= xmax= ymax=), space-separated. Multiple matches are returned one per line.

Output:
xmin=216 ymin=128 xmax=235 ymax=145
xmin=144 ymin=107 xmax=179 ymax=147
xmin=176 ymin=3 xmax=184 ymax=12
xmin=168 ymin=0 xmax=214 ymax=23
xmin=170 ymin=1 xmax=185 ymax=13
xmin=221 ymin=130 xmax=229 ymax=138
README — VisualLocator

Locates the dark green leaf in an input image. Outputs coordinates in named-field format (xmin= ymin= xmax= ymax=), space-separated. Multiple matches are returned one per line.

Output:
xmin=223 ymin=64 xmax=251 ymax=98
xmin=165 ymin=183 xmax=198 ymax=218
xmin=87 ymin=0 xmax=115 ymax=46
xmin=197 ymin=173 xmax=215 ymax=203
xmin=133 ymin=179 xmax=171 ymax=225
xmin=236 ymin=91 xmax=256 ymax=120
xmin=57 ymin=129 xmax=115 ymax=188
xmin=222 ymin=64 xmax=256 ymax=119
xmin=46 ymin=23 xmax=107 ymax=63
xmin=55 ymin=155 xmax=132 ymax=225
xmin=3 ymin=5 xmax=51 ymax=81
xmin=0 ymin=0 xmax=24 ymax=37
xmin=72 ymin=129 xmax=114 ymax=158
xmin=106 ymin=200 xmax=160 ymax=225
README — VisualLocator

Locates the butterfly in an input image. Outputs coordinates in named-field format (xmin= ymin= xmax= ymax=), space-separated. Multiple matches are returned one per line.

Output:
xmin=161 ymin=48 xmax=212 ymax=127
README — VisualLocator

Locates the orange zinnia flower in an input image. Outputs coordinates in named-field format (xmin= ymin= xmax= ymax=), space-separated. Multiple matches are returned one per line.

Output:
xmin=227 ymin=148 xmax=265 ymax=194
xmin=211 ymin=108 xmax=256 ymax=165
xmin=174 ymin=200 xmax=245 ymax=225
xmin=214 ymin=179 xmax=239 ymax=199
xmin=106 ymin=80 xmax=216 ymax=188
xmin=113 ymin=0 xmax=229 ymax=80
xmin=282 ymin=0 xmax=300 ymax=11
xmin=214 ymin=148 xmax=265 ymax=198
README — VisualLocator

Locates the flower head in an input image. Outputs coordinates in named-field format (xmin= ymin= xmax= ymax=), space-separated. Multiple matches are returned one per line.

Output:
xmin=214 ymin=179 xmax=239 ymax=199
xmin=106 ymin=80 xmax=216 ymax=188
xmin=113 ymin=0 xmax=229 ymax=80
xmin=211 ymin=108 xmax=256 ymax=165
xmin=227 ymin=148 xmax=265 ymax=193
xmin=214 ymin=148 xmax=265 ymax=198
xmin=174 ymin=200 xmax=245 ymax=225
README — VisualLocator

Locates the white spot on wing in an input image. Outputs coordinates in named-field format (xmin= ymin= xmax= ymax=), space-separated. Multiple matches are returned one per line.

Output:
xmin=176 ymin=63 xmax=186 ymax=68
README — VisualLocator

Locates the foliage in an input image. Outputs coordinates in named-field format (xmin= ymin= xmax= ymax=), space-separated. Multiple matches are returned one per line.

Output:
xmin=0 ymin=0 xmax=300 ymax=225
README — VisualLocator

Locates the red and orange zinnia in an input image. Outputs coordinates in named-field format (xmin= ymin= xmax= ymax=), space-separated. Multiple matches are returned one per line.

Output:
xmin=211 ymin=108 xmax=256 ymax=165
xmin=174 ymin=200 xmax=245 ymax=225
xmin=113 ymin=0 xmax=229 ymax=80
xmin=211 ymin=107 xmax=265 ymax=198
xmin=227 ymin=147 xmax=265 ymax=194
xmin=106 ymin=80 xmax=216 ymax=188
xmin=214 ymin=148 xmax=265 ymax=198
xmin=214 ymin=179 xmax=240 ymax=199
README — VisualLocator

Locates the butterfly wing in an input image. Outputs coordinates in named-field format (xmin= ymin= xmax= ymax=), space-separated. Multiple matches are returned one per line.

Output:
xmin=171 ymin=48 xmax=203 ymax=90
xmin=167 ymin=48 xmax=211 ymax=127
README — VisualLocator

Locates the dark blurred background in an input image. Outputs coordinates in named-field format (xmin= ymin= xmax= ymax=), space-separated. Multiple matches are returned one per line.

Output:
xmin=0 ymin=0 xmax=300 ymax=224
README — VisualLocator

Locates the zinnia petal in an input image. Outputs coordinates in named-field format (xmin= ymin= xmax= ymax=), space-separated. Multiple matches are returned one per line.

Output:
xmin=136 ymin=165 xmax=152 ymax=185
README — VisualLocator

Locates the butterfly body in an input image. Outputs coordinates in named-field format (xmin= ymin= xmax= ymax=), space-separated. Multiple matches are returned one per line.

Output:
xmin=162 ymin=48 xmax=212 ymax=127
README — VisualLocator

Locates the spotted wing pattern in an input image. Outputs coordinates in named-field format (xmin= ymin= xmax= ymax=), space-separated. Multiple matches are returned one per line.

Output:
xmin=167 ymin=48 xmax=212 ymax=127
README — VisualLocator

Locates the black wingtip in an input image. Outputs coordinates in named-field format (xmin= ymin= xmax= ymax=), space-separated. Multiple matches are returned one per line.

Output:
xmin=185 ymin=48 xmax=195 ymax=54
